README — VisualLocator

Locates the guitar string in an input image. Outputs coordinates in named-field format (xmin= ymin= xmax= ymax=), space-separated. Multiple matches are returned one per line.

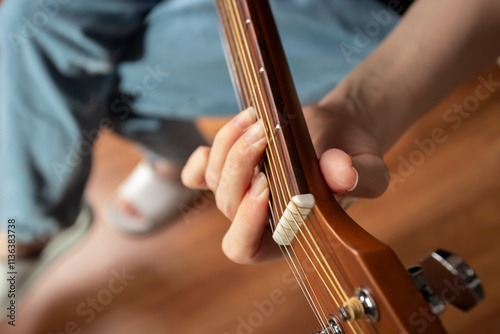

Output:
xmin=227 ymin=3 xmax=370 ymax=333
xmin=223 ymin=0 xmax=348 ymax=330
xmin=222 ymin=1 xmax=333 ymax=330
xmin=265 ymin=157 xmax=333 ymax=333
xmin=265 ymin=167 xmax=331 ymax=332
xmin=223 ymin=3 xmax=376 ymax=333
xmin=224 ymin=3 xmax=355 ymax=334
xmin=216 ymin=0 xmax=321 ymax=324
xmin=225 ymin=3 xmax=360 ymax=332
xmin=271 ymin=226 xmax=328 ymax=333
xmin=265 ymin=164 xmax=329 ymax=332
xmin=229 ymin=0 xmax=364 ymax=315
xmin=294 ymin=207 xmax=367 ymax=333
xmin=222 ymin=2 xmax=330 ymax=329
xmin=260 ymin=134 xmax=329 ymax=330
xmin=226 ymin=0 xmax=349 ymax=303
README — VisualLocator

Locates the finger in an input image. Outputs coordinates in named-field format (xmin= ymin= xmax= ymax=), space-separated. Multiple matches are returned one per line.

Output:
xmin=222 ymin=173 xmax=282 ymax=264
xmin=181 ymin=146 xmax=211 ymax=189
xmin=206 ymin=107 xmax=256 ymax=191
xmin=216 ymin=120 xmax=267 ymax=219
xmin=319 ymin=149 xmax=358 ymax=194
xmin=320 ymin=148 xmax=388 ymax=198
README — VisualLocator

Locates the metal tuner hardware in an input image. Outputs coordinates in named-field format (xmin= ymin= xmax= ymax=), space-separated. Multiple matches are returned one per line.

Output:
xmin=312 ymin=288 xmax=378 ymax=333
xmin=408 ymin=249 xmax=484 ymax=315
xmin=312 ymin=315 xmax=344 ymax=334
xmin=338 ymin=287 xmax=379 ymax=323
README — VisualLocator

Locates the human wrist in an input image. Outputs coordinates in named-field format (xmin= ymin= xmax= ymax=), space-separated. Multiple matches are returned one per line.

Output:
xmin=320 ymin=0 xmax=500 ymax=154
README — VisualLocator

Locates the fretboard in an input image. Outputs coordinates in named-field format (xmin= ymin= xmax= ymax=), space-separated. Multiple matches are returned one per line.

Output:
xmin=216 ymin=0 xmax=318 ymax=223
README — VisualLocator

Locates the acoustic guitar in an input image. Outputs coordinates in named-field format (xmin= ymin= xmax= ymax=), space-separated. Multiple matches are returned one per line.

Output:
xmin=215 ymin=0 xmax=483 ymax=333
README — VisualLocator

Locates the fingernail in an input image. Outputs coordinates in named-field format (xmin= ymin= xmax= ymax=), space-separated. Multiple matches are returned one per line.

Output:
xmin=250 ymin=172 xmax=268 ymax=199
xmin=244 ymin=119 xmax=265 ymax=145
xmin=233 ymin=107 xmax=256 ymax=129
xmin=347 ymin=167 xmax=359 ymax=192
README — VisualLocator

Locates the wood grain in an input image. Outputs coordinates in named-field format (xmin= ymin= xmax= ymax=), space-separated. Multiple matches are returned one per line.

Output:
xmin=1 ymin=64 xmax=499 ymax=333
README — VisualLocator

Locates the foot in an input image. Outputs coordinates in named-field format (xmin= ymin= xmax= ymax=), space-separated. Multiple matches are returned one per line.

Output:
xmin=116 ymin=160 xmax=183 ymax=221
xmin=105 ymin=159 xmax=196 ymax=234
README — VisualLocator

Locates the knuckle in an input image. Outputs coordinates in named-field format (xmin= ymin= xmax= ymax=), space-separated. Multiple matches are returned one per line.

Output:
xmin=213 ymin=122 xmax=234 ymax=148
xmin=205 ymin=170 xmax=218 ymax=192
xmin=215 ymin=188 xmax=236 ymax=220
xmin=224 ymin=154 xmax=243 ymax=177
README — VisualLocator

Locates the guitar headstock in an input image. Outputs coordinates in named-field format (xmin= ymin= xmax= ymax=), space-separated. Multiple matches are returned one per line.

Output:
xmin=281 ymin=189 xmax=441 ymax=333
xmin=286 ymin=192 xmax=482 ymax=333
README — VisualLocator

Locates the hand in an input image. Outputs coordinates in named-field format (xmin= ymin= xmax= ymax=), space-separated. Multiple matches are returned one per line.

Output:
xmin=304 ymin=103 xmax=389 ymax=205
xmin=182 ymin=104 xmax=389 ymax=264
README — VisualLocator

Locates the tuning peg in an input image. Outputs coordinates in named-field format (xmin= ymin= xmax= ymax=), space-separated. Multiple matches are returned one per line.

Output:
xmin=409 ymin=249 xmax=484 ymax=313
xmin=311 ymin=315 xmax=343 ymax=334
xmin=407 ymin=266 xmax=446 ymax=315
xmin=419 ymin=249 xmax=483 ymax=311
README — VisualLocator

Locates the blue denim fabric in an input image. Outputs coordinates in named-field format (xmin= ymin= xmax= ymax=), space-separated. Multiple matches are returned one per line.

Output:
xmin=0 ymin=0 xmax=399 ymax=242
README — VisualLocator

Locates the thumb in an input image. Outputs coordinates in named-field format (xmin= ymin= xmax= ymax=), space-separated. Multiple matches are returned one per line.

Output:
xmin=319 ymin=148 xmax=389 ymax=198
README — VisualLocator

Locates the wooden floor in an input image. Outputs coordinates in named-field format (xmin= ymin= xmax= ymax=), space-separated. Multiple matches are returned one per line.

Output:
xmin=2 ymin=65 xmax=500 ymax=334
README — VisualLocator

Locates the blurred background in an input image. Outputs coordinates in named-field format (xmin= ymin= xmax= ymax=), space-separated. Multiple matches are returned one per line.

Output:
xmin=1 ymin=63 xmax=499 ymax=334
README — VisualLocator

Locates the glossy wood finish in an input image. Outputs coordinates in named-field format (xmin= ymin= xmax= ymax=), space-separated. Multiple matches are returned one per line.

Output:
xmin=217 ymin=0 xmax=446 ymax=332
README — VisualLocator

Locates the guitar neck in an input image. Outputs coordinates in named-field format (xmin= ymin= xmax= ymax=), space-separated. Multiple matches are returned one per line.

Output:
xmin=216 ymin=0 xmax=315 ymax=210
xmin=216 ymin=1 xmax=448 ymax=333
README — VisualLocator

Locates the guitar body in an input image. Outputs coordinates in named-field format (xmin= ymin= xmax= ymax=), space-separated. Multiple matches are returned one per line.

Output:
xmin=216 ymin=0 xmax=453 ymax=332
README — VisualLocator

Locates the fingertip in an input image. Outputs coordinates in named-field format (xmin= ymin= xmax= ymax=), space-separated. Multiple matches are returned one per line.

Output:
xmin=222 ymin=183 xmax=270 ymax=264
xmin=232 ymin=106 xmax=257 ymax=130
xmin=181 ymin=146 xmax=210 ymax=189
xmin=319 ymin=149 xmax=358 ymax=194
xmin=347 ymin=167 xmax=359 ymax=192
xmin=249 ymin=172 xmax=269 ymax=200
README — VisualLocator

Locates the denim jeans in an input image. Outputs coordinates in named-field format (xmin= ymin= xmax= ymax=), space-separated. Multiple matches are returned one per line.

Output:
xmin=0 ymin=0 xmax=399 ymax=242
